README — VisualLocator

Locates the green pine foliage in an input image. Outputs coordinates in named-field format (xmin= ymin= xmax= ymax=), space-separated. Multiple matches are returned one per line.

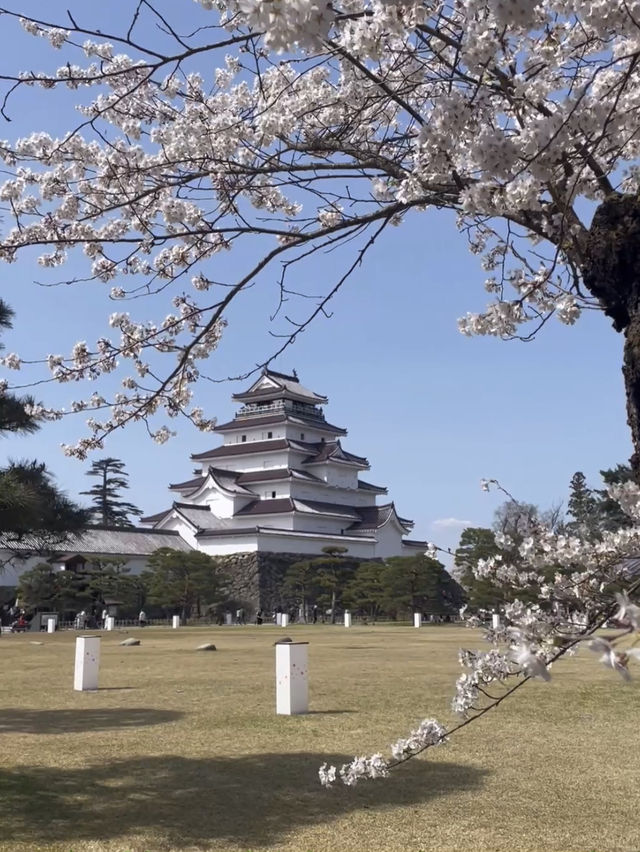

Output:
xmin=80 ymin=457 xmax=143 ymax=527
xmin=142 ymin=548 xmax=227 ymax=623
xmin=0 ymin=299 xmax=88 ymax=547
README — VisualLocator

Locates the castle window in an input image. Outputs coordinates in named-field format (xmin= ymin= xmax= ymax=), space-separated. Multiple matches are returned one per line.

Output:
xmin=268 ymin=431 xmax=273 ymax=439
xmin=241 ymin=435 xmax=247 ymax=442
xmin=300 ymin=432 xmax=305 ymax=440
xmin=272 ymin=491 xmax=276 ymax=499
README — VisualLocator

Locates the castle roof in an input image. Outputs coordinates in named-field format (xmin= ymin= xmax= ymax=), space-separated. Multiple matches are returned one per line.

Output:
xmin=144 ymin=499 xmax=405 ymax=531
xmin=349 ymin=503 xmax=414 ymax=533
xmin=190 ymin=438 xmax=369 ymax=469
xmin=233 ymin=369 xmax=327 ymax=405
xmin=191 ymin=439 xmax=288 ymax=461
xmin=213 ymin=412 xmax=346 ymax=436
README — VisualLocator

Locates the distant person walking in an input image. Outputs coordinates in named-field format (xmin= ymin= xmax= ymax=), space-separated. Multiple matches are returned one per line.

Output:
xmin=138 ymin=609 xmax=147 ymax=628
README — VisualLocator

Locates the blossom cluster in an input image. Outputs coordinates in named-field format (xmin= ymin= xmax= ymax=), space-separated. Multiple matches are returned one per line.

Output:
xmin=0 ymin=2 xmax=637 ymax=442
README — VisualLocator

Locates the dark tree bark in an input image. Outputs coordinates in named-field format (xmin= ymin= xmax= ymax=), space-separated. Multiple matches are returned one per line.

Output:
xmin=583 ymin=194 xmax=640 ymax=479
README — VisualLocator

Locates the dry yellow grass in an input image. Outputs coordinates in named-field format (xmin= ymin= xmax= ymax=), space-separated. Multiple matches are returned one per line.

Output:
xmin=0 ymin=624 xmax=638 ymax=852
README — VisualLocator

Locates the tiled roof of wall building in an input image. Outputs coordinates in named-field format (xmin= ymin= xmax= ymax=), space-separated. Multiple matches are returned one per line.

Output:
xmin=0 ymin=526 xmax=193 ymax=556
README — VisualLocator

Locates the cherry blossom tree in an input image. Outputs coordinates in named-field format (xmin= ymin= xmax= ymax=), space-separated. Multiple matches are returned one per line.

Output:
xmin=2 ymin=0 xmax=640 ymax=787
xmin=0 ymin=0 xmax=639 ymax=464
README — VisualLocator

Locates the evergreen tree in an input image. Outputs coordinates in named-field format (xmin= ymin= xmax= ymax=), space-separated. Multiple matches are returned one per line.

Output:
xmin=0 ymin=299 xmax=88 ymax=547
xmin=344 ymin=561 xmax=386 ymax=620
xmin=594 ymin=464 xmax=634 ymax=532
xmin=380 ymin=555 xmax=464 ymax=618
xmin=142 ymin=548 xmax=227 ymax=623
xmin=80 ymin=457 xmax=143 ymax=527
xmin=565 ymin=472 xmax=599 ymax=537
xmin=455 ymin=527 xmax=506 ymax=612
xmin=312 ymin=546 xmax=358 ymax=624
xmin=282 ymin=559 xmax=321 ymax=620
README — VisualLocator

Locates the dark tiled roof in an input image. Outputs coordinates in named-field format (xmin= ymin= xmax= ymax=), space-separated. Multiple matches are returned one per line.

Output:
xmin=297 ymin=439 xmax=369 ymax=468
xmin=140 ymin=508 xmax=171 ymax=524
xmin=236 ymin=467 xmax=322 ymax=484
xmin=142 ymin=502 xmax=211 ymax=526
xmin=196 ymin=526 xmax=260 ymax=538
xmin=214 ymin=413 xmax=346 ymax=435
xmin=349 ymin=504 xmax=413 ymax=532
xmin=294 ymin=499 xmax=361 ymax=519
xmin=169 ymin=474 xmax=206 ymax=491
xmin=235 ymin=497 xmax=366 ymax=520
xmin=233 ymin=370 xmax=327 ymax=404
xmin=402 ymin=539 xmax=429 ymax=547
xmin=236 ymin=498 xmax=295 ymax=516
xmin=195 ymin=525 xmax=378 ymax=541
xmin=207 ymin=468 xmax=255 ymax=496
xmin=191 ymin=439 xmax=289 ymax=460
xmin=0 ymin=527 xmax=193 ymax=556
xmin=358 ymin=479 xmax=388 ymax=493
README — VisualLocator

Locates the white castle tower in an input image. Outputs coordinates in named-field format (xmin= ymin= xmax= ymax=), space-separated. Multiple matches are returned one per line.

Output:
xmin=142 ymin=369 xmax=424 ymax=559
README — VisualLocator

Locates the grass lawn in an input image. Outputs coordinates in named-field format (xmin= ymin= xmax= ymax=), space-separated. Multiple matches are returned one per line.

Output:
xmin=0 ymin=623 xmax=638 ymax=852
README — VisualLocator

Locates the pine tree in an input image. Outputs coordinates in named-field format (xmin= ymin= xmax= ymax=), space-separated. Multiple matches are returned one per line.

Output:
xmin=80 ymin=457 xmax=143 ymax=527
xmin=0 ymin=300 xmax=88 ymax=546
xmin=594 ymin=464 xmax=634 ymax=532
xmin=566 ymin=472 xmax=599 ymax=536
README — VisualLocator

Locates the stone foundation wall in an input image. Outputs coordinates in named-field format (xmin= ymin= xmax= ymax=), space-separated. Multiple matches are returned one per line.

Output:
xmin=215 ymin=551 xmax=315 ymax=614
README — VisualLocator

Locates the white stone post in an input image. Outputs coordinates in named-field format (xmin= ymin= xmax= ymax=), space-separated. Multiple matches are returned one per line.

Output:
xmin=492 ymin=613 xmax=501 ymax=630
xmin=105 ymin=616 xmax=115 ymax=631
xmin=413 ymin=612 xmax=422 ymax=629
xmin=225 ymin=613 xmax=232 ymax=626
xmin=281 ymin=613 xmax=289 ymax=627
xmin=276 ymin=641 xmax=308 ymax=715
xmin=47 ymin=617 xmax=56 ymax=634
xmin=74 ymin=636 xmax=100 ymax=691
xmin=344 ymin=611 xmax=352 ymax=628
xmin=276 ymin=613 xmax=283 ymax=626
xmin=172 ymin=615 xmax=180 ymax=629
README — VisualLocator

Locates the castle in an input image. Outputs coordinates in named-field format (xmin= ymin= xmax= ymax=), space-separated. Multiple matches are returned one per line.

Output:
xmin=140 ymin=369 xmax=424 ymax=559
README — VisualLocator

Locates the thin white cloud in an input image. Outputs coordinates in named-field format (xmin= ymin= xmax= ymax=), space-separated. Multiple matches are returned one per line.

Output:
xmin=431 ymin=517 xmax=473 ymax=529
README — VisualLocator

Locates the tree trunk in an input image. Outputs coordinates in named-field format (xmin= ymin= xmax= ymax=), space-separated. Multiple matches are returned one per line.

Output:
xmin=331 ymin=589 xmax=336 ymax=624
xmin=582 ymin=194 xmax=640 ymax=479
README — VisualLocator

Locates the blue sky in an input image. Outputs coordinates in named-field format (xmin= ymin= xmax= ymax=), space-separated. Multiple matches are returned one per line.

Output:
xmin=0 ymin=3 xmax=631 ymax=557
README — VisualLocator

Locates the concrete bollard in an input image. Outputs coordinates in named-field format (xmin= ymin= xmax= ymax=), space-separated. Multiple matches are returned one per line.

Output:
xmin=74 ymin=636 xmax=100 ymax=691
xmin=105 ymin=616 xmax=115 ymax=631
xmin=225 ymin=613 xmax=232 ymax=626
xmin=276 ymin=641 xmax=308 ymax=715
xmin=47 ymin=617 xmax=56 ymax=634
xmin=172 ymin=615 xmax=180 ymax=629
xmin=344 ymin=611 xmax=352 ymax=628
xmin=492 ymin=613 xmax=501 ymax=630
xmin=413 ymin=612 xmax=422 ymax=629
xmin=276 ymin=613 xmax=283 ymax=626
xmin=281 ymin=613 xmax=289 ymax=627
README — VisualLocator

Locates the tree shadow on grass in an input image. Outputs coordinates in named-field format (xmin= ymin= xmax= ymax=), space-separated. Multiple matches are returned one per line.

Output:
xmin=0 ymin=752 xmax=488 ymax=848
xmin=0 ymin=708 xmax=183 ymax=734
